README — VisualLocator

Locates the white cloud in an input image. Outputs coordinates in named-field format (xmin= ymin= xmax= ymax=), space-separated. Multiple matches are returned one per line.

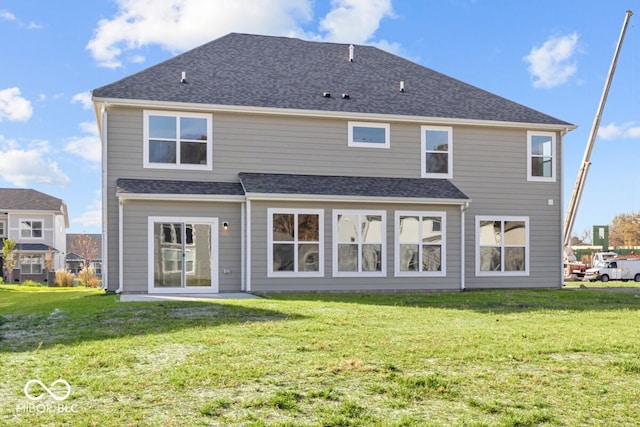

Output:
xmin=319 ymin=0 xmax=394 ymax=43
xmin=86 ymin=0 xmax=397 ymax=68
xmin=524 ymin=33 xmax=579 ymax=89
xmin=0 ymin=9 xmax=16 ymax=20
xmin=72 ymin=192 xmax=102 ymax=230
xmin=0 ymin=138 xmax=70 ymax=187
xmin=598 ymin=122 xmax=640 ymax=140
xmin=71 ymin=91 xmax=93 ymax=110
xmin=86 ymin=0 xmax=314 ymax=68
xmin=65 ymin=122 xmax=101 ymax=163
xmin=0 ymin=87 xmax=33 ymax=122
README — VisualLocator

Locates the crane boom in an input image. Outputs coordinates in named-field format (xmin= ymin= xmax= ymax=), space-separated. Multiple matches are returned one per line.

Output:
xmin=563 ymin=9 xmax=634 ymax=248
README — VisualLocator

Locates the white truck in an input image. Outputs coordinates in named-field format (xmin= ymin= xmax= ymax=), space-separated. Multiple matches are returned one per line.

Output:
xmin=584 ymin=259 xmax=640 ymax=282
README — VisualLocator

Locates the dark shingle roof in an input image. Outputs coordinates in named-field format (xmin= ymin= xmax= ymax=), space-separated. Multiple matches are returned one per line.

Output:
xmin=93 ymin=33 xmax=571 ymax=126
xmin=116 ymin=178 xmax=245 ymax=196
xmin=0 ymin=188 xmax=64 ymax=211
xmin=239 ymin=173 xmax=469 ymax=201
xmin=15 ymin=243 xmax=57 ymax=252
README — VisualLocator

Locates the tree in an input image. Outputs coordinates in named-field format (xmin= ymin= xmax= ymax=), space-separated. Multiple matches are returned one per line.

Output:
xmin=70 ymin=235 xmax=100 ymax=286
xmin=609 ymin=212 xmax=640 ymax=248
xmin=2 ymin=238 xmax=17 ymax=283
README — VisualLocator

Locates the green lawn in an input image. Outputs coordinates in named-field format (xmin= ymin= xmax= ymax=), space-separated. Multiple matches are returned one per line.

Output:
xmin=1 ymin=285 xmax=640 ymax=426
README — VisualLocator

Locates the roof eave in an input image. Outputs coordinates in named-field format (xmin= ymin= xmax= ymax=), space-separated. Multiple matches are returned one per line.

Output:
xmin=92 ymin=96 xmax=577 ymax=132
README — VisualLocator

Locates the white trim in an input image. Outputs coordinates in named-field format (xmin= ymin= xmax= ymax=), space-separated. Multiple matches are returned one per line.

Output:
xmin=143 ymin=110 xmax=213 ymax=171
xmin=461 ymin=203 xmax=468 ymax=290
xmin=267 ymin=208 xmax=324 ymax=278
xmin=94 ymin=97 xmax=577 ymax=132
xmin=147 ymin=216 xmax=219 ymax=293
xmin=245 ymin=192 xmax=469 ymax=206
xmin=246 ymin=200 xmax=252 ymax=292
xmin=333 ymin=209 xmax=386 ymax=277
xmin=17 ymin=218 xmax=45 ymax=240
xmin=117 ymin=193 xmax=245 ymax=203
xmin=475 ymin=216 xmax=530 ymax=277
xmin=241 ymin=202 xmax=246 ymax=291
xmin=118 ymin=200 xmax=123 ymax=293
xmin=527 ymin=131 xmax=556 ymax=182
xmin=0 ymin=219 xmax=6 ymax=238
xmin=394 ymin=211 xmax=446 ymax=277
xmin=100 ymin=102 xmax=109 ymax=292
xmin=421 ymin=125 xmax=453 ymax=179
xmin=348 ymin=121 xmax=390 ymax=149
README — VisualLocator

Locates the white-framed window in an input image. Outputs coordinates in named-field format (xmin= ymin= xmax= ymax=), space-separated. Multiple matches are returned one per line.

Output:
xmin=395 ymin=211 xmax=446 ymax=277
xmin=527 ymin=131 xmax=555 ymax=182
xmin=143 ymin=110 xmax=213 ymax=170
xmin=268 ymin=209 xmax=324 ymax=277
xmin=0 ymin=220 xmax=5 ymax=237
xmin=348 ymin=122 xmax=390 ymax=148
xmin=422 ymin=125 xmax=452 ymax=178
xmin=333 ymin=210 xmax=386 ymax=277
xmin=20 ymin=255 xmax=43 ymax=274
xmin=476 ymin=216 xmax=529 ymax=276
xmin=20 ymin=220 xmax=43 ymax=239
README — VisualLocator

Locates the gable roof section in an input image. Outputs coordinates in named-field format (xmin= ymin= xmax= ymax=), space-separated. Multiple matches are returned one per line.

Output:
xmin=0 ymin=188 xmax=65 ymax=211
xmin=239 ymin=173 xmax=469 ymax=203
xmin=93 ymin=33 xmax=572 ymax=127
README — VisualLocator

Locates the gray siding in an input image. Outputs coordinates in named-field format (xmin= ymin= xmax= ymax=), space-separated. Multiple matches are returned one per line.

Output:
xmin=249 ymin=200 xmax=462 ymax=292
xmin=452 ymin=127 xmax=563 ymax=288
xmin=119 ymin=200 xmax=242 ymax=293
xmin=104 ymin=106 xmax=564 ymax=292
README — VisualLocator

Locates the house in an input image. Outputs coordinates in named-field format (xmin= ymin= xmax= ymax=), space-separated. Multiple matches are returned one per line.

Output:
xmin=92 ymin=33 xmax=575 ymax=295
xmin=0 ymin=188 xmax=69 ymax=283
xmin=66 ymin=233 xmax=102 ymax=276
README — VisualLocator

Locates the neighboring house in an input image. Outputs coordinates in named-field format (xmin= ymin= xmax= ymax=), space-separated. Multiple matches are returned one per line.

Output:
xmin=66 ymin=233 xmax=102 ymax=276
xmin=92 ymin=33 xmax=575 ymax=295
xmin=0 ymin=188 xmax=69 ymax=283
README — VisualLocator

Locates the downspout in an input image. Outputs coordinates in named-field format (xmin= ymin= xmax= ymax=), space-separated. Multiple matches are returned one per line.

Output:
xmin=246 ymin=199 xmax=252 ymax=292
xmin=100 ymin=102 xmax=109 ymax=291
xmin=241 ymin=202 xmax=246 ymax=291
xmin=460 ymin=202 xmax=469 ymax=290
xmin=117 ymin=199 xmax=123 ymax=293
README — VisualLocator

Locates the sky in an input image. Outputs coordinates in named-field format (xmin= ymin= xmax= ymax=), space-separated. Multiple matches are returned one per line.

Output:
xmin=0 ymin=0 xmax=638 ymax=239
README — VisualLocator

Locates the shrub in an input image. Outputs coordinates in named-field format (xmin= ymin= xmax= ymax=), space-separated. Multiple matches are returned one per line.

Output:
xmin=21 ymin=280 xmax=45 ymax=287
xmin=55 ymin=269 xmax=75 ymax=287
xmin=78 ymin=267 xmax=101 ymax=288
xmin=0 ymin=277 xmax=4 ymax=285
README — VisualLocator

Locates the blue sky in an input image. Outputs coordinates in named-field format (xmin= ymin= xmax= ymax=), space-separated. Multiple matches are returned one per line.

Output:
xmin=0 ymin=0 xmax=637 ymax=239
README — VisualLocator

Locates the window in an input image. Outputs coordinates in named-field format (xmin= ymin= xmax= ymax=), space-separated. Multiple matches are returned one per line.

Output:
xmin=20 ymin=220 xmax=43 ymax=239
xmin=527 ymin=131 xmax=555 ymax=182
xmin=422 ymin=126 xmax=452 ymax=178
xmin=143 ymin=111 xmax=212 ymax=170
xmin=333 ymin=210 xmax=386 ymax=276
xmin=476 ymin=216 xmax=529 ymax=276
xmin=396 ymin=211 xmax=446 ymax=276
xmin=268 ymin=209 xmax=323 ymax=277
xmin=348 ymin=122 xmax=390 ymax=148
xmin=0 ymin=220 xmax=5 ymax=237
xmin=20 ymin=255 xmax=43 ymax=274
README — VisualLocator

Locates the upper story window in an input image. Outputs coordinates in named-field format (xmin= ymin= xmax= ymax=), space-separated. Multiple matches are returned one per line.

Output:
xmin=527 ymin=131 xmax=555 ymax=182
xmin=268 ymin=209 xmax=324 ymax=277
xmin=395 ymin=211 xmax=446 ymax=277
xmin=333 ymin=210 xmax=386 ymax=277
xmin=143 ymin=111 xmax=213 ymax=170
xmin=476 ymin=216 xmax=529 ymax=276
xmin=422 ymin=126 xmax=453 ymax=179
xmin=348 ymin=122 xmax=390 ymax=149
xmin=20 ymin=220 xmax=43 ymax=239
xmin=0 ymin=220 xmax=5 ymax=237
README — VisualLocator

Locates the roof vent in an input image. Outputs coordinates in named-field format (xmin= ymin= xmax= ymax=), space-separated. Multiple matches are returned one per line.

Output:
xmin=400 ymin=81 xmax=405 ymax=92
xmin=323 ymin=91 xmax=331 ymax=98
xmin=342 ymin=93 xmax=350 ymax=99
xmin=349 ymin=44 xmax=354 ymax=62
xmin=180 ymin=71 xmax=187 ymax=83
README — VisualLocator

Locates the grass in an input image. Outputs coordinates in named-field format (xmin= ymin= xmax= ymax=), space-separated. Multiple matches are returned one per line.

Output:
xmin=1 ymin=285 xmax=640 ymax=426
